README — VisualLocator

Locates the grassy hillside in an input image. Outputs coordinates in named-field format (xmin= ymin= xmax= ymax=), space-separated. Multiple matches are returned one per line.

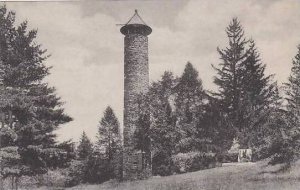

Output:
xmin=64 ymin=161 xmax=300 ymax=190
xmin=17 ymin=160 xmax=300 ymax=190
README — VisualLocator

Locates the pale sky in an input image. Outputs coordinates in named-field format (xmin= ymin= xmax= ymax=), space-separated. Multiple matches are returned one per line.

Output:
xmin=5 ymin=0 xmax=300 ymax=143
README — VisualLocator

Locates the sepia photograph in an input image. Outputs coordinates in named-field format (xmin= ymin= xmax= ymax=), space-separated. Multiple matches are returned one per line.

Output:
xmin=0 ymin=0 xmax=300 ymax=189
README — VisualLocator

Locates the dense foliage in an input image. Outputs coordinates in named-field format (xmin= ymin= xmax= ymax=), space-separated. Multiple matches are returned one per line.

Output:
xmin=77 ymin=131 xmax=93 ymax=160
xmin=212 ymin=18 xmax=279 ymax=158
xmin=269 ymin=45 xmax=300 ymax=165
xmin=1 ymin=4 xmax=300 ymax=189
xmin=144 ymin=63 xmax=217 ymax=176
xmin=67 ymin=106 xmax=122 ymax=186
xmin=0 ymin=5 xmax=72 ymax=189
xmin=96 ymin=106 xmax=122 ymax=179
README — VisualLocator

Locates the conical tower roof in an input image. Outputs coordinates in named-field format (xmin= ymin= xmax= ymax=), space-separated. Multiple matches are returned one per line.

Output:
xmin=120 ymin=10 xmax=152 ymax=36
xmin=126 ymin=9 xmax=147 ymax=25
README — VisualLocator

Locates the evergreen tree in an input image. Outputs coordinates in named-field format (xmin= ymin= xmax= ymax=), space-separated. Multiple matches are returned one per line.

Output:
xmin=286 ymin=45 xmax=300 ymax=117
xmin=147 ymin=71 xmax=178 ymax=175
xmin=149 ymin=71 xmax=177 ymax=153
xmin=0 ymin=5 xmax=72 ymax=188
xmin=212 ymin=18 xmax=251 ymax=133
xmin=96 ymin=106 xmax=121 ymax=179
xmin=77 ymin=131 xmax=93 ymax=160
xmin=238 ymin=40 xmax=276 ymax=147
xmin=212 ymin=18 xmax=275 ymax=149
xmin=240 ymin=40 xmax=273 ymax=108
xmin=274 ymin=44 xmax=300 ymax=164
xmin=97 ymin=106 xmax=121 ymax=160
xmin=148 ymin=66 xmax=216 ymax=174
xmin=198 ymin=96 xmax=232 ymax=153
xmin=174 ymin=62 xmax=206 ymax=153
xmin=0 ymin=85 xmax=20 ymax=190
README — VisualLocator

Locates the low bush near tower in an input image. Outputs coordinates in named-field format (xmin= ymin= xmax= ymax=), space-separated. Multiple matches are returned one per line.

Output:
xmin=172 ymin=152 xmax=219 ymax=174
xmin=152 ymin=151 xmax=174 ymax=176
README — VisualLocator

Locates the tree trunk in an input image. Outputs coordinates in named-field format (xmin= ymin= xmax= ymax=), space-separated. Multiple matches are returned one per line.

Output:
xmin=0 ymin=177 xmax=4 ymax=190
xmin=15 ymin=176 xmax=19 ymax=190
xmin=11 ymin=176 xmax=14 ymax=190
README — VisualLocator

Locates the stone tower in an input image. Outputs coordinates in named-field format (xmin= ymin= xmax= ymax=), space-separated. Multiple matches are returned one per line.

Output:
xmin=120 ymin=10 xmax=152 ymax=180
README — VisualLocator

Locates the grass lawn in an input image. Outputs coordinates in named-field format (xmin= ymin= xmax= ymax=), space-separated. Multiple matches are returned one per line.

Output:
xmin=64 ymin=161 xmax=300 ymax=190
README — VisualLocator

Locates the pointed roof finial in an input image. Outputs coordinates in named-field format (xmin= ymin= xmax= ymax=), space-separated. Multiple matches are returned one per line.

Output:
xmin=125 ymin=9 xmax=147 ymax=26
xmin=120 ymin=9 xmax=152 ymax=36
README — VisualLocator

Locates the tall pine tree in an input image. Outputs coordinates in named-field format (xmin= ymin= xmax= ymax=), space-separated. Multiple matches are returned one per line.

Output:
xmin=0 ymin=5 xmax=72 ymax=188
xmin=96 ymin=106 xmax=121 ymax=179
xmin=147 ymin=71 xmax=178 ymax=175
xmin=286 ymin=45 xmax=300 ymax=116
xmin=212 ymin=18 xmax=251 ymax=133
xmin=238 ymin=40 xmax=276 ymax=147
xmin=174 ymin=62 xmax=206 ymax=153
xmin=77 ymin=131 xmax=93 ymax=160
xmin=258 ymin=46 xmax=300 ymax=164
xmin=212 ymin=18 xmax=275 ymax=149
xmin=276 ymin=44 xmax=300 ymax=164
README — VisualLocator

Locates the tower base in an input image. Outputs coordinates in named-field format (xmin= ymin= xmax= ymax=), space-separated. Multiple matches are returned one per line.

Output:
xmin=122 ymin=148 xmax=152 ymax=180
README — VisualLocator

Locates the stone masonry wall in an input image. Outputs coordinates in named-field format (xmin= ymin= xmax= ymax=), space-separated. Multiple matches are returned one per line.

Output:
xmin=124 ymin=34 xmax=149 ymax=147
xmin=123 ymin=33 xmax=150 ymax=180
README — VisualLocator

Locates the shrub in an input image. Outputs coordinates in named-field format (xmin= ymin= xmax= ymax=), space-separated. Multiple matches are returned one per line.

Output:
xmin=268 ymin=137 xmax=299 ymax=165
xmin=64 ymin=160 xmax=85 ymax=187
xmin=36 ymin=169 xmax=67 ymax=187
xmin=2 ymin=169 xmax=70 ymax=189
xmin=83 ymin=155 xmax=111 ymax=184
xmin=221 ymin=152 xmax=238 ymax=163
xmin=152 ymin=151 xmax=173 ymax=176
xmin=172 ymin=152 xmax=217 ymax=173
